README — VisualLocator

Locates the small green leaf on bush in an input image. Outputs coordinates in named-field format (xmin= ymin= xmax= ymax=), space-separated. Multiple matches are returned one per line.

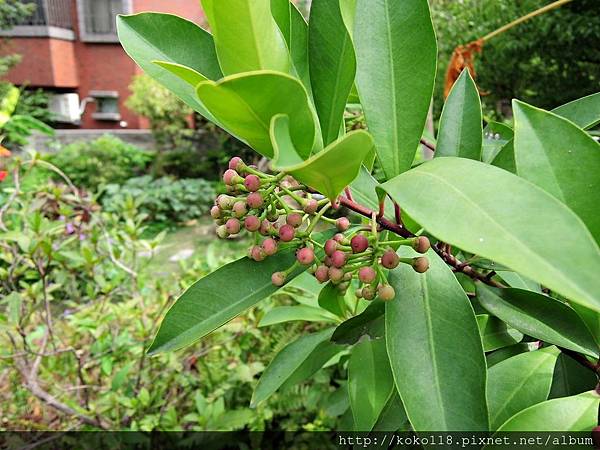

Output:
xmin=477 ymin=286 xmax=599 ymax=358
xmin=487 ymin=347 xmax=559 ymax=430
xmin=152 ymin=61 xmax=207 ymax=87
xmin=513 ymin=100 xmax=600 ymax=244
xmin=196 ymin=72 xmax=316 ymax=159
xmin=318 ymin=282 xmax=348 ymax=317
xmin=309 ymin=0 xmax=356 ymax=145
xmin=386 ymin=249 xmax=488 ymax=431
xmin=477 ymin=314 xmax=523 ymax=352
xmin=494 ymin=391 xmax=600 ymax=432
xmin=258 ymin=305 xmax=337 ymax=327
xmin=354 ymin=0 xmax=437 ymax=179
xmin=348 ymin=339 xmax=395 ymax=431
xmin=331 ymin=300 xmax=385 ymax=345
xmin=271 ymin=114 xmax=374 ymax=201
xmin=436 ymin=69 xmax=483 ymax=160
xmin=549 ymin=353 xmax=598 ymax=399
xmin=482 ymin=121 xmax=513 ymax=164
xmin=379 ymin=157 xmax=600 ymax=313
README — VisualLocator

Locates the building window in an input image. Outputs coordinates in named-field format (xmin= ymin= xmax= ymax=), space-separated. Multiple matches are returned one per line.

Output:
xmin=77 ymin=0 xmax=132 ymax=43
xmin=0 ymin=0 xmax=75 ymax=40
xmin=90 ymin=91 xmax=121 ymax=121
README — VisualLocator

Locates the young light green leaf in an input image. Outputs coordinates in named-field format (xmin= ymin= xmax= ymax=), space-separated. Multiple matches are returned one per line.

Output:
xmin=117 ymin=13 xmax=222 ymax=121
xmin=354 ymin=0 xmax=437 ymax=179
xmin=496 ymin=271 xmax=541 ymax=293
xmin=482 ymin=121 xmax=513 ymax=164
xmin=152 ymin=61 xmax=207 ymax=87
xmin=258 ymin=305 xmax=337 ymax=327
xmin=196 ymin=72 xmax=315 ymax=159
xmin=436 ymin=69 xmax=483 ymax=160
xmin=552 ymin=92 xmax=600 ymax=130
xmin=308 ymin=0 xmax=356 ymax=145
xmin=477 ymin=314 xmax=523 ymax=352
xmin=271 ymin=114 xmax=374 ymax=201
xmin=487 ymin=347 xmax=559 ymax=430
xmin=495 ymin=391 xmax=600 ymax=432
xmin=378 ymin=157 xmax=600 ymax=313
xmin=386 ymin=248 xmax=488 ymax=431
xmin=348 ymin=339 xmax=395 ymax=432
xmin=513 ymin=100 xmax=600 ymax=243
xmin=477 ymin=286 xmax=599 ymax=359
xmin=203 ymin=0 xmax=290 ymax=75
xmin=549 ymin=353 xmax=598 ymax=399
xmin=270 ymin=0 xmax=310 ymax=91
xmin=251 ymin=328 xmax=340 ymax=406
xmin=318 ymin=282 xmax=348 ymax=317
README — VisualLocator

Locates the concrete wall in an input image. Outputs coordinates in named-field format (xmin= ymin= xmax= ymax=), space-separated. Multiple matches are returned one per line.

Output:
xmin=26 ymin=129 xmax=155 ymax=152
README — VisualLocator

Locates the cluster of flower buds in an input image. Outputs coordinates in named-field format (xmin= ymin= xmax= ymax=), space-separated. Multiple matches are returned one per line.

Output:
xmin=211 ymin=157 xmax=431 ymax=302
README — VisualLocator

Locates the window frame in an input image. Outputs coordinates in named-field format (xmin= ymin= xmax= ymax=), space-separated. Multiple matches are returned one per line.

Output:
xmin=76 ymin=0 xmax=132 ymax=43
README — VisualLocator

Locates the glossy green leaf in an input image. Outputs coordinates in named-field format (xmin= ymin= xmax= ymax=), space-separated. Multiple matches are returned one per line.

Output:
xmin=331 ymin=301 xmax=385 ymax=345
xmin=549 ymin=353 xmax=598 ymax=399
xmin=251 ymin=328 xmax=338 ymax=406
xmin=258 ymin=305 xmax=337 ymax=327
xmin=372 ymin=393 xmax=410 ymax=432
xmin=491 ymin=140 xmax=516 ymax=173
xmin=308 ymin=0 xmax=356 ymax=145
xmin=270 ymin=0 xmax=310 ymax=91
xmin=513 ymin=100 xmax=600 ymax=244
xmin=354 ymin=0 xmax=437 ymax=179
xmin=482 ymin=121 xmax=513 ymax=164
xmin=152 ymin=61 xmax=207 ymax=86
xmin=477 ymin=314 xmax=523 ymax=352
xmin=379 ymin=157 xmax=600 ymax=313
xmin=495 ymin=391 xmax=600 ymax=432
xmin=349 ymin=167 xmax=395 ymax=221
xmin=196 ymin=72 xmax=315 ymax=158
xmin=487 ymin=343 xmax=536 ymax=368
xmin=348 ymin=339 xmax=395 ymax=431
xmin=572 ymin=304 xmax=600 ymax=343
xmin=436 ymin=70 xmax=483 ymax=160
xmin=552 ymin=92 xmax=600 ymax=130
xmin=271 ymin=114 xmax=374 ymax=201
xmin=477 ymin=286 xmax=599 ymax=359
xmin=386 ymin=248 xmax=488 ymax=431
xmin=203 ymin=0 xmax=290 ymax=75
xmin=488 ymin=347 xmax=559 ymax=430
xmin=318 ymin=282 xmax=348 ymax=317
xmin=117 ymin=13 xmax=222 ymax=121
xmin=496 ymin=271 xmax=541 ymax=293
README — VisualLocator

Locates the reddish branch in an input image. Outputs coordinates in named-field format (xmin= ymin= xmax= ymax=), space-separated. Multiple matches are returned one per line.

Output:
xmin=337 ymin=194 xmax=505 ymax=289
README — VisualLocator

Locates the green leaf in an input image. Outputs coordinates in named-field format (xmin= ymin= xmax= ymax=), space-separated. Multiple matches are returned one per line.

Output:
xmin=318 ymin=282 xmax=348 ymax=317
xmin=477 ymin=286 xmax=599 ymax=359
xmin=372 ymin=393 xmax=410 ymax=432
xmin=152 ymin=61 xmax=207 ymax=86
xmin=203 ymin=0 xmax=290 ymax=75
xmin=251 ymin=328 xmax=339 ymax=406
xmin=491 ymin=139 xmax=516 ymax=173
xmin=487 ymin=347 xmax=559 ymax=430
xmin=117 ymin=13 xmax=222 ymax=120
xmin=349 ymin=167 xmax=396 ymax=221
xmin=482 ymin=121 xmax=513 ymax=164
xmin=0 ymin=85 xmax=19 ymax=127
xmin=549 ymin=353 xmax=598 ymax=399
xmin=436 ymin=70 xmax=482 ymax=160
xmin=495 ymin=391 xmax=600 ymax=432
xmin=258 ymin=305 xmax=337 ymax=327
xmin=270 ymin=114 xmax=373 ymax=201
xmin=270 ymin=0 xmax=310 ymax=90
xmin=386 ymin=248 xmax=488 ymax=431
xmin=308 ymin=0 xmax=356 ymax=145
xmin=496 ymin=271 xmax=541 ymax=293
xmin=348 ymin=339 xmax=395 ymax=432
xmin=149 ymin=249 xmax=303 ymax=355
xmin=477 ymin=314 xmax=523 ymax=352
xmin=354 ymin=0 xmax=437 ymax=179
xmin=6 ymin=292 xmax=21 ymax=325
xmin=331 ymin=300 xmax=385 ymax=345
xmin=487 ymin=344 xmax=536 ymax=368
xmin=196 ymin=72 xmax=315 ymax=158
xmin=552 ymin=92 xmax=600 ymax=130
xmin=378 ymin=157 xmax=600 ymax=313
xmin=513 ymin=100 xmax=600 ymax=244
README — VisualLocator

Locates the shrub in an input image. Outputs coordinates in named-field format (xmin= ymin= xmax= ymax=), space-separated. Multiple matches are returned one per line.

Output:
xmin=101 ymin=176 xmax=216 ymax=224
xmin=48 ymin=135 xmax=154 ymax=190
xmin=119 ymin=0 xmax=600 ymax=436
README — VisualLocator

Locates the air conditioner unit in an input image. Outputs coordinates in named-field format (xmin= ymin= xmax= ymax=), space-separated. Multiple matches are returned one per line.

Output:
xmin=49 ymin=93 xmax=81 ymax=124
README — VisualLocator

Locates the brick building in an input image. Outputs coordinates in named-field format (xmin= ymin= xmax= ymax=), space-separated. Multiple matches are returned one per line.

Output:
xmin=1 ymin=0 xmax=207 ymax=131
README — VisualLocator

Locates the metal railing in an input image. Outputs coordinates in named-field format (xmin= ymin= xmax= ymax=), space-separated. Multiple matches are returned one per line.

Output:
xmin=17 ymin=0 xmax=73 ymax=29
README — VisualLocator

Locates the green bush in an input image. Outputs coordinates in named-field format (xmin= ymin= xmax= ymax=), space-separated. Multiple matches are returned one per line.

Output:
xmin=101 ymin=175 xmax=216 ymax=224
xmin=48 ymin=135 xmax=154 ymax=190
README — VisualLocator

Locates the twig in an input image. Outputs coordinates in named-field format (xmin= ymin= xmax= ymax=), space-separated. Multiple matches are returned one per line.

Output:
xmin=420 ymin=138 xmax=436 ymax=153
xmin=559 ymin=347 xmax=600 ymax=375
